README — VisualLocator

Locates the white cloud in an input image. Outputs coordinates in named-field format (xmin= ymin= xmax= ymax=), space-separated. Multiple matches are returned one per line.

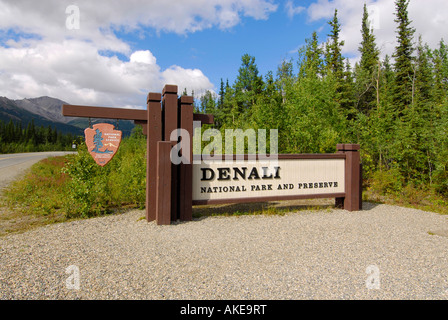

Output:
xmin=285 ymin=1 xmax=306 ymax=19
xmin=162 ymin=66 xmax=214 ymax=96
xmin=0 ymin=40 xmax=212 ymax=108
xmin=0 ymin=0 xmax=277 ymax=39
xmin=130 ymin=50 xmax=157 ymax=65
xmin=0 ymin=0 xmax=276 ymax=106
xmin=305 ymin=0 xmax=448 ymax=62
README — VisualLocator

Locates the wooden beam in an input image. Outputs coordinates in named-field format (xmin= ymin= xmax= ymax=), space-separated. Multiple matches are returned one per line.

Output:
xmin=62 ymin=104 xmax=214 ymax=124
xmin=62 ymin=104 xmax=146 ymax=121
xmin=178 ymin=96 xmax=194 ymax=221
xmin=146 ymin=92 xmax=162 ymax=222
xmin=193 ymin=113 xmax=214 ymax=125
xmin=156 ymin=141 xmax=173 ymax=225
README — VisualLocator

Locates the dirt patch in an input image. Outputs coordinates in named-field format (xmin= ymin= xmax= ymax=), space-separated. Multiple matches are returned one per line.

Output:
xmin=0 ymin=200 xmax=68 ymax=237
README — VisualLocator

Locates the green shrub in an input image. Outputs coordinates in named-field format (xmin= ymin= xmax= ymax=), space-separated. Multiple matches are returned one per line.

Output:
xmin=433 ymin=163 xmax=448 ymax=196
xmin=62 ymin=129 xmax=146 ymax=218
xmin=62 ymin=143 xmax=103 ymax=217
xmin=368 ymin=168 xmax=404 ymax=196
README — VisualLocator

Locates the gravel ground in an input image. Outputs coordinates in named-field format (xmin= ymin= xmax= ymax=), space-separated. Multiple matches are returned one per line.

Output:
xmin=1 ymin=202 xmax=448 ymax=300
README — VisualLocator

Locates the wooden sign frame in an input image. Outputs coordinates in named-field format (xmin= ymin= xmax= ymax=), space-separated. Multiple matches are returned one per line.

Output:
xmin=63 ymin=84 xmax=362 ymax=225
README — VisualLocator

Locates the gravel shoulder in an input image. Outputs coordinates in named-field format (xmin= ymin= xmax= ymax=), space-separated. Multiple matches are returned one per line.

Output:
xmin=1 ymin=202 xmax=448 ymax=300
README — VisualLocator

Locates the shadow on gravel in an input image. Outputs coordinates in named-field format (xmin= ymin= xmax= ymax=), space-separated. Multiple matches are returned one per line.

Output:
xmin=191 ymin=200 xmax=381 ymax=222
xmin=192 ymin=198 xmax=337 ymax=221
xmin=360 ymin=201 xmax=381 ymax=211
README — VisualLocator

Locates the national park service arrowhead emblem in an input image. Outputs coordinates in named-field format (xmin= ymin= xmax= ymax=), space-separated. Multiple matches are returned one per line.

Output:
xmin=85 ymin=123 xmax=122 ymax=167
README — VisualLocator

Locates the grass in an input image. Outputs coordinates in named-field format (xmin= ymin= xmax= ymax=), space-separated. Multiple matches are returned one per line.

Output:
xmin=4 ymin=156 xmax=69 ymax=215
xmin=0 ymin=156 xmax=135 ymax=236
xmin=363 ymin=183 xmax=448 ymax=215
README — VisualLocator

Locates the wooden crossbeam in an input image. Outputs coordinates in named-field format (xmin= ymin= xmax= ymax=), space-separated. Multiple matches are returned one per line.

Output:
xmin=62 ymin=104 xmax=146 ymax=120
xmin=62 ymin=104 xmax=214 ymax=124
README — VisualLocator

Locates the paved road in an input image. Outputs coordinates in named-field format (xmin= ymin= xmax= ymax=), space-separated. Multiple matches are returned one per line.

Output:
xmin=0 ymin=152 xmax=75 ymax=191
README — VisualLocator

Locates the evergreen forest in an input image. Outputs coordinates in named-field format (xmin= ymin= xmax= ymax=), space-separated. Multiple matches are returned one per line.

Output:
xmin=196 ymin=1 xmax=448 ymax=198
xmin=0 ymin=119 xmax=78 ymax=153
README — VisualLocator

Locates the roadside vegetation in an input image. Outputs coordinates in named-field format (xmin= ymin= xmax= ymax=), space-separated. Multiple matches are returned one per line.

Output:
xmin=1 ymin=127 xmax=146 ymax=233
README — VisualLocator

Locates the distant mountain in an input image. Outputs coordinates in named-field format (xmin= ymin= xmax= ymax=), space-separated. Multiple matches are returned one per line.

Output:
xmin=14 ymin=96 xmax=75 ymax=124
xmin=0 ymin=96 xmax=136 ymax=136
xmin=0 ymin=96 xmax=83 ymax=135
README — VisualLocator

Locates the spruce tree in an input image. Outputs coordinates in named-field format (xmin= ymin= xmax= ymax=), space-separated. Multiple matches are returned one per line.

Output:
xmin=414 ymin=36 xmax=433 ymax=105
xmin=356 ymin=3 xmax=380 ymax=114
xmin=218 ymin=78 xmax=225 ymax=109
xmin=393 ymin=0 xmax=415 ymax=110
xmin=342 ymin=59 xmax=356 ymax=119
xmin=382 ymin=55 xmax=396 ymax=96
xmin=325 ymin=9 xmax=354 ymax=114
xmin=220 ymin=79 xmax=235 ymax=127
xmin=431 ymin=39 xmax=448 ymax=103
xmin=326 ymin=9 xmax=345 ymax=81
xmin=359 ymin=4 xmax=380 ymax=74
xmin=234 ymin=54 xmax=264 ymax=113
xmin=299 ymin=31 xmax=324 ymax=78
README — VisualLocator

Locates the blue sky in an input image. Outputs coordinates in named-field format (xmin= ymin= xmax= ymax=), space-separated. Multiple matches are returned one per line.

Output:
xmin=0 ymin=0 xmax=447 ymax=108
xmin=109 ymin=1 xmax=323 ymax=94
xmin=127 ymin=7 xmax=320 ymax=89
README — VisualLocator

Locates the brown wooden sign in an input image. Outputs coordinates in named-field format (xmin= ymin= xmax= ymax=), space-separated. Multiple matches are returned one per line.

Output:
xmin=192 ymin=155 xmax=346 ymax=205
xmin=62 ymin=84 xmax=362 ymax=226
xmin=85 ymin=123 xmax=122 ymax=167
